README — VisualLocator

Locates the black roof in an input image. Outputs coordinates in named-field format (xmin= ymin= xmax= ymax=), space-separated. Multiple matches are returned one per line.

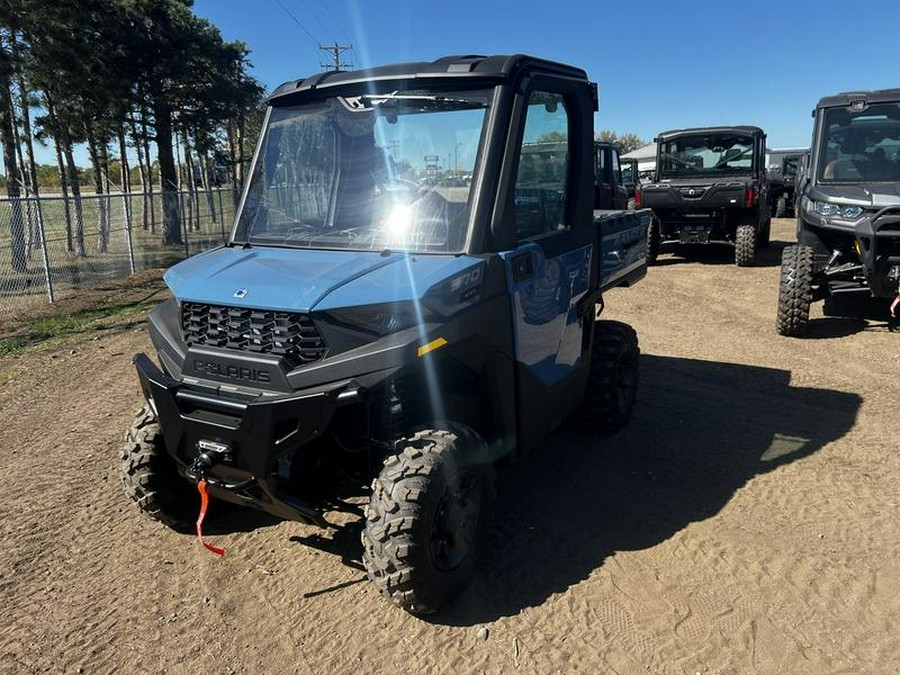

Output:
xmin=268 ymin=54 xmax=587 ymax=104
xmin=816 ymin=88 xmax=900 ymax=109
xmin=656 ymin=126 xmax=765 ymax=141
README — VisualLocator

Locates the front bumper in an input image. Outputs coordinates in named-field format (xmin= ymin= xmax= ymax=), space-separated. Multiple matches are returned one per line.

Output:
xmin=802 ymin=207 xmax=900 ymax=299
xmin=856 ymin=208 xmax=900 ymax=297
xmin=135 ymin=353 xmax=360 ymax=526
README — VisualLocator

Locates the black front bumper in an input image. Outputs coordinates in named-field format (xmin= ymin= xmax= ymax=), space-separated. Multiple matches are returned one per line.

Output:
xmin=856 ymin=208 xmax=900 ymax=297
xmin=135 ymin=353 xmax=357 ymax=526
xmin=810 ymin=208 xmax=900 ymax=299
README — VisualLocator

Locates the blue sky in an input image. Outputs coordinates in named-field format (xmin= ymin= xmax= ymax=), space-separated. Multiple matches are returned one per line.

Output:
xmin=25 ymin=0 xmax=900 ymax=166
xmin=191 ymin=0 xmax=900 ymax=153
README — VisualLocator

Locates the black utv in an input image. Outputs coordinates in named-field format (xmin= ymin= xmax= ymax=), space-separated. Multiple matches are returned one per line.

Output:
xmin=776 ymin=89 xmax=900 ymax=336
xmin=767 ymin=149 xmax=806 ymax=218
xmin=638 ymin=126 xmax=771 ymax=266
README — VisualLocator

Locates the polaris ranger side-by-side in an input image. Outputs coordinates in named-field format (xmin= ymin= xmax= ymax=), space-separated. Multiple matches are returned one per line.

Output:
xmin=776 ymin=89 xmax=900 ymax=336
xmin=121 ymin=55 xmax=649 ymax=614
xmin=638 ymin=126 xmax=771 ymax=266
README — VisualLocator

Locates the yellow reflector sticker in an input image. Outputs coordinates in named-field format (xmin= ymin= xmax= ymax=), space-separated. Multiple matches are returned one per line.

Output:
xmin=417 ymin=337 xmax=448 ymax=357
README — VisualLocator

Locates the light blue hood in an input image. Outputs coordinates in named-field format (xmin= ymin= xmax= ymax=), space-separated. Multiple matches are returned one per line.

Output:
xmin=164 ymin=245 xmax=484 ymax=312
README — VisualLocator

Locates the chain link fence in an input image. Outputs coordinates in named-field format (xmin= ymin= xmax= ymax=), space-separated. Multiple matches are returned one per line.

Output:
xmin=0 ymin=187 xmax=241 ymax=325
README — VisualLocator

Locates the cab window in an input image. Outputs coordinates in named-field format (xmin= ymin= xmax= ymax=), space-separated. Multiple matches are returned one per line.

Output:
xmin=513 ymin=92 xmax=569 ymax=241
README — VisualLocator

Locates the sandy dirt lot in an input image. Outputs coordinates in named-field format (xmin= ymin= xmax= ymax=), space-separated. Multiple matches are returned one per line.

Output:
xmin=1 ymin=218 xmax=899 ymax=674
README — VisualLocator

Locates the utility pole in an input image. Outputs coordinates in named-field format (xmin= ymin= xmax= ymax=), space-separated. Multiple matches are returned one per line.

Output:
xmin=319 ymin=42 xmax=353 ymax=71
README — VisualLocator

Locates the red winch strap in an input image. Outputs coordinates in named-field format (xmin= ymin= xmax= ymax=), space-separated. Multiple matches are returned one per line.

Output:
xmin=196 ymin=479 xmax=225 ymax=557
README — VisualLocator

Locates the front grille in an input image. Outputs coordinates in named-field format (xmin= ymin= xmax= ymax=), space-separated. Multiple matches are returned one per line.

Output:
xmin=181 ymin=303 xmax=327 ymax=368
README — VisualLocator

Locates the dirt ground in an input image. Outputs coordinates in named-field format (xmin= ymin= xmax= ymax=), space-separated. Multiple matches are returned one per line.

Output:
xmin=1 ymin=218 xmax=899 ymax=674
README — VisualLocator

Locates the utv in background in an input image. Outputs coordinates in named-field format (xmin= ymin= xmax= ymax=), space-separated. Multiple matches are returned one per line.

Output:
xmin=767 ymin=148 xmax=806 ymax=218
xmin=121 ymin=54 xmax=649 ymax=615
xmin=638 ymin=126 xmax=771 ymax=266
xmin=777 ymin=89 xmax=900 ymax=336
xmin=620 ymin=157 xmax=641 ymax=209
xmin=594 ymin=141 xmax=630 ymax=210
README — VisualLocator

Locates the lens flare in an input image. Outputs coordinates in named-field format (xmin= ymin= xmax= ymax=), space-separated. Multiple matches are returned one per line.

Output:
xmin=387 ymin=203 xmax=414 ymax=238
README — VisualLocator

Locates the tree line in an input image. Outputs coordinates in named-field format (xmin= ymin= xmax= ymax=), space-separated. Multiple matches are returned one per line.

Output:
xmin=0 ymin=0 xmax=265 ymax=272
xmin=0 ymin=161 xmax=160 ymax=189
xmin=595 ymin=130 xmax=648 ymax=156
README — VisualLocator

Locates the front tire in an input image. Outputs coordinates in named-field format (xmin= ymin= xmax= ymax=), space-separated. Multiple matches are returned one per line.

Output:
xmin=776 ymin=244 xmax=814 ymax=336
xmin=121 ymin=405 xmax=196 ymax=531
xmin=362 ymin=425 xmax=494 ymax=615
xmin=735 ymin=223 xmax=757 ymax=266
xmin=577 ymin=320 xmax=640 ymax=433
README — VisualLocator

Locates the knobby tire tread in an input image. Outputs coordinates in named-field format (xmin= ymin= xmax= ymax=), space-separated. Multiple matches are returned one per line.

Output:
xmin=121 ymin=405 xmax=196 ymax=532
xmin=776 ymin=244 xmax=814 ymax=336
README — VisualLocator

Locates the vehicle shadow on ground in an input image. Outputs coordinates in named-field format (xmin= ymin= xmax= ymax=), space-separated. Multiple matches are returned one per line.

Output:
xmin=793 ymin=318 xmax=871 ymax=339
xmin=795 ymin=296 xmax=896 ymax=339
xmin=202 ymin=504 xmax=280 ymax=535
xmin=430 ymin=353 xmax=860 ymax=626
xmin=653 ymin=240 xmax=788 ymax=268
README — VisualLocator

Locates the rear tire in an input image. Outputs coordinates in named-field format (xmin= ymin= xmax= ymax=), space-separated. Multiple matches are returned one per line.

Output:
xmin=647 ymin=218 xmax=661 ymax=265
xmin=362 ymin=424 xmax=494 ymax=615
xmin=758 ymin=215 xmax=771 ymax=248
xmin=776 ymin=244 xmax=814 ymax=336
xmin=121 ymin=405 xmax=196 ymax=531
xmin=734 ymin=223 xmax=757 ymax=266
xmin=577 ymin=320 xmax=640 ymax=433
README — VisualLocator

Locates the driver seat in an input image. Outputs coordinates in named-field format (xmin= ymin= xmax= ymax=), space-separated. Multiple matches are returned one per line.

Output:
xmin=823 ymin=159 xmax=862 ymax=181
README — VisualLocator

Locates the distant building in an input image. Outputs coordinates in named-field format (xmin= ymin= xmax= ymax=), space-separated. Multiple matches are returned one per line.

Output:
xmin=621 ymin=142 xmax=657 ymax=178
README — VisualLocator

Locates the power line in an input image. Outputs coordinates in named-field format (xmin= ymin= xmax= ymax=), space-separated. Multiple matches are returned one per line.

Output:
xmin=271 ymin=0 xmax=319 ymax=49
xmin=310 ymin=0 xmax=354 ymax=46
xmin=295 ymin=0 xmax=337 ymax=44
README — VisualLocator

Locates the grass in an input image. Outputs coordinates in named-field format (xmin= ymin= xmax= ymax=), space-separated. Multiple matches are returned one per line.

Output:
xmin=0 ymin=294 xmax=160 ymax=357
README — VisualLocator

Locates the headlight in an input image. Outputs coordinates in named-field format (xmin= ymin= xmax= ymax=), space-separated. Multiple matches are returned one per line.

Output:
xmin=814 ymin=201 xmax=840 ymax=217
xmin=813 ymin=201 xmax=864 ymax=219
xmin=327 ymin=301 xmax=437 ymax=335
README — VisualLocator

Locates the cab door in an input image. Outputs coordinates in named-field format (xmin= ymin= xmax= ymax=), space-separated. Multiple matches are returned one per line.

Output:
xmin=609 ymin=147 xmax=628 ymax=210
xmin=495 ymin=84 xmax=596 ymax=451
xmin=595 ymin=144 xmax=628 ymax=209
xmin=594 ymin=143 xmax=613 ymax=209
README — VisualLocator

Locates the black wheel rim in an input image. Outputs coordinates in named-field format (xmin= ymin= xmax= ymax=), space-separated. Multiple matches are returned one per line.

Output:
xmin=428 ymin=473 xmax=481 ymax=572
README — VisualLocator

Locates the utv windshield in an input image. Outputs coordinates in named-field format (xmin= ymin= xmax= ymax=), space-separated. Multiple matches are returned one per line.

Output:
xmin=233 ymin=88 xmax=493 ymax=252
xmin=817 ymin=102 xmax=900 ymax=183
xmin=659 ymin=134 xmax=754 ymax=177
xmin=783 ymin=156 xmax=799 ymax=178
